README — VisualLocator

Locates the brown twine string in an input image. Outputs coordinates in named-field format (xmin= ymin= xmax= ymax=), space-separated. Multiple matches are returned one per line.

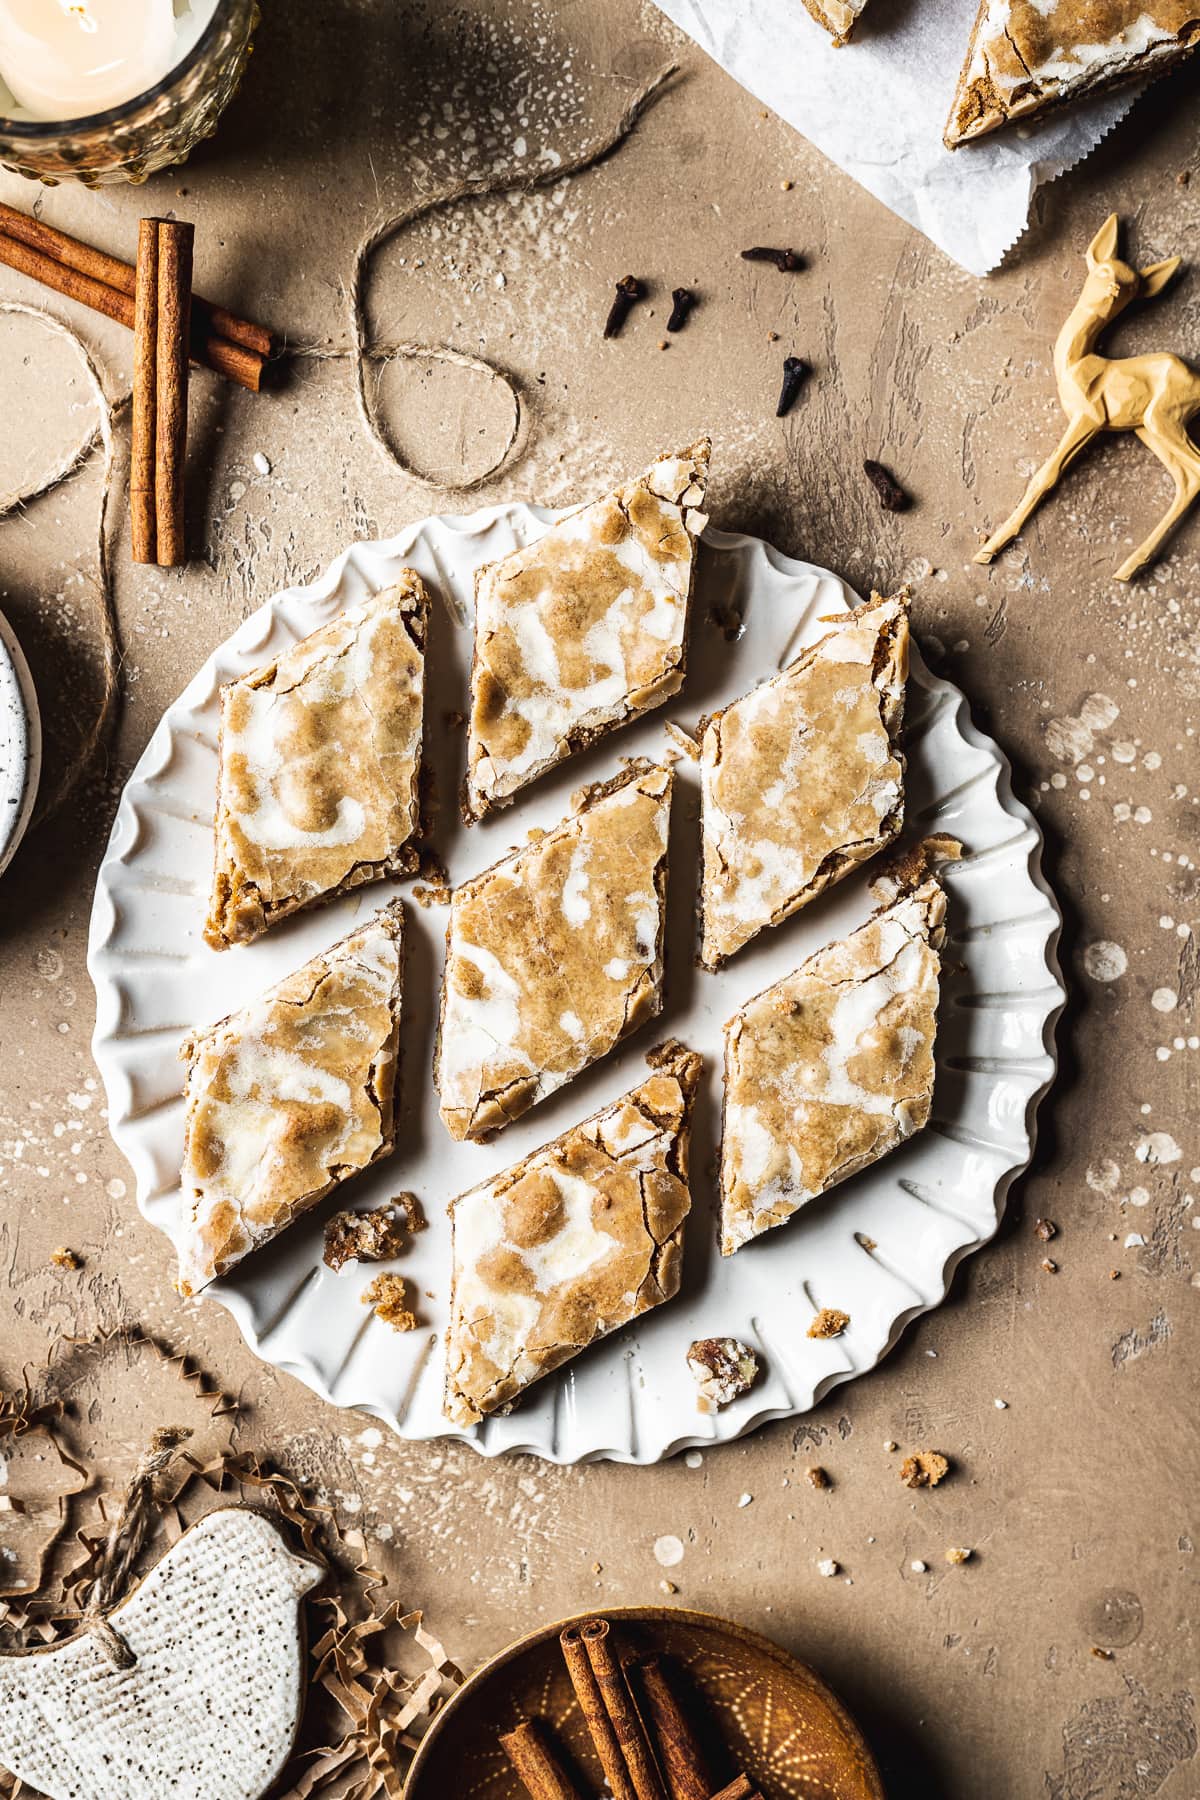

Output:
xmin=79 ymin=1423 xmax=193 ymax=1667
xmin=0 ymin=298 xmax=124 ymax=826
xmin=341 ymin=63 xmax=677 ymax=492
xmin=0 ymin=67 xmax=673 ymax=832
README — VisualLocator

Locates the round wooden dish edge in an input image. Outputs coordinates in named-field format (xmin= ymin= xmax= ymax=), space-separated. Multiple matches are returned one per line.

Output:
xmin=403 ymin=1604 xmax=885 ymax=1800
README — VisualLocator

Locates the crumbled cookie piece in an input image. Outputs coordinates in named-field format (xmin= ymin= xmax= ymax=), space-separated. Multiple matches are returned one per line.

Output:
xmin=1042 ymin=1257 xmax=1058 ymax=1273
xmin=687 ymin=1337 xmax=759 ymax=1409
xmin=664 ymin=719 xmax=701 ymax=760
xmin=50 ymin=1246 xmax=81 ymax=1270
xmin=944 ymin=1545 xmax=972 ymax=1565
xmin=806 ymin=1466 xmax=831 ymax=1490
xmin=817 ymin=1557 xmax=840 ymax=1577
xmin=324 ymin=1203 xmax=409 ymax=1273
xmin=1034 ymin=1218 xmax=1057 ymax=1241
xmin=1091 ymin=1646 xmax=1115 ymax=1660
xmin=900 ymin=1451 xmax=950 ymax=1489
xmin=807 ymin=1308 xmax=850 ymax=1340
xmin=362 ymin=1272 xmax=417 ymax=1332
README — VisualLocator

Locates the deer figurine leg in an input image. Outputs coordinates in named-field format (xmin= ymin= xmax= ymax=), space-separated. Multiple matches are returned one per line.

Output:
xmin=1114 ymin=424 xmax=1200 ymax=581
xmin=975 ymin=413 xmax=1099 ymax=564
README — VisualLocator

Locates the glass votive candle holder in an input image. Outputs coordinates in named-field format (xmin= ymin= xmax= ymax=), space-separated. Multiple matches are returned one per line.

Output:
xmin=0 ymin=0 xmax=258 ymax=187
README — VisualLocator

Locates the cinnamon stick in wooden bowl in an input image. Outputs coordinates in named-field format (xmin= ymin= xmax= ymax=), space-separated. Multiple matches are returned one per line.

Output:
xmin=402 ymin=1606 xmax=884 ymax=1800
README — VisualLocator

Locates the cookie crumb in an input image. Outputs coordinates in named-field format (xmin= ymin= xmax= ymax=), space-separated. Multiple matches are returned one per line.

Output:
xmin=1091 ymin=1645 xmax=1115 ymax=1660
xmin=660 ymin=1579 xmax=678 ymax=1594
xmin=361 ymin=1272 xmax=417 ymax=1331
xmin=900 ymin=1451 xmax=950 ymax=1489
xmin=1034 ymin=1218 xmax=1057 ymax=1241
xmin=687 ymin=1337 xmax=759 ymax=1408
xmin=806 ymin=1466 xmax=831 ymax=1490
xmin=49 ymin=1246 xmax=81 ymax=1270
xmin=1109 ymin=1269 xmax=1121 ymax=1280
xmin=807 ymin=1307 xmax=850 ymax=1339
xmin=910 ymin=1559 xmax=928 ymax=1573
xmin=1042 ymin=1257 xmax=1058 ymax=1273
xmin=325 ymin=1201 xmax=416 ymax=1272
xmin=944 ymin=1546 xmax=972 ymax=1566
xmin=817 ymin=1558 xmax=840 ymax=1577
xmin=883 ymin=1439 xmax=898 ymax=1452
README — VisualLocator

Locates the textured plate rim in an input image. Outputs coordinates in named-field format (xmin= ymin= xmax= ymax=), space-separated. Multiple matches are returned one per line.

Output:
xmin=88 ymin=512 xmax=1065 ymax=1464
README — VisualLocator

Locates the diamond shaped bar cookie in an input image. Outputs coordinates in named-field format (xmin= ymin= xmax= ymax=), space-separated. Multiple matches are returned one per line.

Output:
xmin=699 ymin=592 xmax=909 ymax=971
xmin=945 ymin=0 xmax=1200 ymax=146
xmin=444 ymin=1041 xmax=701 ymax=1426
xmin=801 ymin=0 xmax=872 ymax=45
xmin=462 ymin=440 xmax=710 ymax=823
xmin=437 ymin=759 xmax=673 ymax=1141
xmin=205 ymin=575 xmax=427 ymax=949
xmin=719 ymin=857 xmax=951 ymax=1255
xmin=177 ymin=902 xmax=405 ymax=1295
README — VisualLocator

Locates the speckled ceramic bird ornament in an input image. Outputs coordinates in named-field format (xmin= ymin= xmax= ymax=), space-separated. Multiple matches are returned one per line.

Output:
xmin=976 ymin=213 xmax=1200 ymax=582
xmin=0 ymin=1507 xmax=322 ymax=1800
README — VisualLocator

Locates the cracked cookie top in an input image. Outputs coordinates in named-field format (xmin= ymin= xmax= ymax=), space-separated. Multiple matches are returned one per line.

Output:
xmin=437 ymin=760 xmax=673 ymax=1141
xmin=206 ymin=575 xmax=427 ymax=949
xmin=444 ymin=1042 xmax=701 ymax=1425
xmin=699 ymin=593 xmax=908 ymax=970
xmin=719 ymin=874 xmax=947 ymax=1255
xmin=462 ymin=440 xmax=709 ymax=822
xmin=177 ymin=903 xmax=405 ymax=1295
xmin=945 ymin=0 xmax=1200 ymax=144
xmin=800 ymin=0 xmax=872 ymax=45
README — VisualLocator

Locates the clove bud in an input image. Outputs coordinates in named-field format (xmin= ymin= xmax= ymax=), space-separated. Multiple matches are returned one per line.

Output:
xmin=741 ymin=246 xmax=804 ymax=271
xmin=666 ymin=286 xmax=697 ymax=332
xmin=603 ymin=274 xmax=645 ymax=339
xmin=863 ymin=459 xmax=910 ymax=511
xmin=776 ymin=355 xmax=809 ymax=417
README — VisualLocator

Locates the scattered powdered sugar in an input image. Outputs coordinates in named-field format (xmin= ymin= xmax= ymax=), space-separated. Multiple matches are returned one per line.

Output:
xmin=1136 ymin=1132 xmax=1182 ymax=1166
xmin=1082 ymin=941 xmax=1127 ymax=981
xmin=1043 ymin=693 xmax=1119 ymax=766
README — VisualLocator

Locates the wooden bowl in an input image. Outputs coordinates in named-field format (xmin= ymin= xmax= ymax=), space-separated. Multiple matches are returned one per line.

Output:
xmin=404 ymin=1606 xmax=885 ymax=1800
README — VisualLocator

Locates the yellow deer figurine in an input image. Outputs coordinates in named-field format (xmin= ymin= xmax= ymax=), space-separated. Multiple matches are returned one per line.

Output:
xmin=976 ymin=214 xmax=1200 ymax=583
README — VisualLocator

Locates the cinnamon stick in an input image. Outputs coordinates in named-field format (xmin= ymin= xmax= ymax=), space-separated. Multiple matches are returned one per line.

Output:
xmin=153 ymin=220 xmax=193 ymax=567
xmin=628 ymin=1655 xmax=714 ymax=1800
xmin=709 ymin=1778 xmax=754 ymax=1800
xmin=581 ymin=1619 xmax=667 ymax=1800
xmin=561 ymin=1623 xmax=636 ymax=1800
xmin=500 ymin=1719 xmax=586 ymax=1800
xmin=130 ymin=220 xmax=159 ymax=566
xmin=0 ymin=207 xmax=265 ymax=391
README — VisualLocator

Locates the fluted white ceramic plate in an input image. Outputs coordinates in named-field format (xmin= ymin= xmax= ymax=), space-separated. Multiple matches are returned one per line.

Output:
xmin=89 ymin=508 xmax=1064 ymax=1464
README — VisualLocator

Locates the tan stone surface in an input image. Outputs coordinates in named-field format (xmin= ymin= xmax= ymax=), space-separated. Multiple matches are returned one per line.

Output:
xmin=0 ymin=8 xmax=1196 ymax=1797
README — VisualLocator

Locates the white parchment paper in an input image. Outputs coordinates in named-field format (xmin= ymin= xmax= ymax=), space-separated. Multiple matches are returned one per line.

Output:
xmin=654 ymin=0 xmax=1140 ymax=275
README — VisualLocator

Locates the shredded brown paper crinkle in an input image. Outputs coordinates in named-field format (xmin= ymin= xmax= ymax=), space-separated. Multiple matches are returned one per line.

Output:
xmin=0 ymin=1329 xmax=459 ymax=1800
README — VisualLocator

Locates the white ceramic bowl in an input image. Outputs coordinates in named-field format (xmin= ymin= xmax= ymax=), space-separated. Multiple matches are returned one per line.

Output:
xmin=0 ymin=610 xmax=40 ymax=879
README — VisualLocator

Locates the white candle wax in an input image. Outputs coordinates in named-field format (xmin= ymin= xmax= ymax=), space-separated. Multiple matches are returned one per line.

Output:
xmin=0 ymin=0 xmax=217 ymax=122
